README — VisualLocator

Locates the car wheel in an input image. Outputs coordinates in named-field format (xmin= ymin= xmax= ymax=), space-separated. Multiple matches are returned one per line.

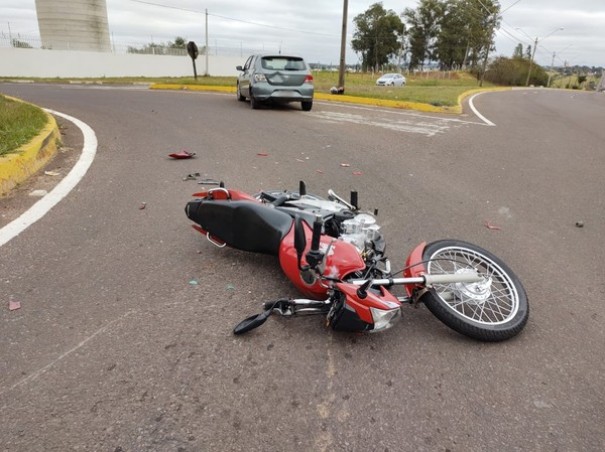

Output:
xmin=301 ymin=100 xmax=313 ymax=112
xmin=236 ymin=83 xmax=245 ymax=101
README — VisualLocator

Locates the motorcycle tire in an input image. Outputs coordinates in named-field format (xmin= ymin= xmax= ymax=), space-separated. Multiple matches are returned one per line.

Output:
xmin=420 ymin=239 xmax=529 ymax=342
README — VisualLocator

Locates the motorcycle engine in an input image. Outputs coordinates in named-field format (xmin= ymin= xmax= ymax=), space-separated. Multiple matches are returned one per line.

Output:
xmin=340 ymin=213 xmax=380 ymax=253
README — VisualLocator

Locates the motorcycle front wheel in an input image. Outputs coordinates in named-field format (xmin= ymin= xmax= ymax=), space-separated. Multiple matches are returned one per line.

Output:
xmin=421 ymin=240 xmax=529 ymax=342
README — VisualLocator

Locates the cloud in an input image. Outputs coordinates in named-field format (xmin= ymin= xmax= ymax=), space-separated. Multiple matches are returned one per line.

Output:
xmin=2 ymin=0 xmax=603 ymax=67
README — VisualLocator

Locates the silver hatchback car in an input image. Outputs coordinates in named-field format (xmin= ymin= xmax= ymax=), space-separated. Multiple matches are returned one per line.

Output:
xmin=236 ymin=54 xmax=314 ymax=111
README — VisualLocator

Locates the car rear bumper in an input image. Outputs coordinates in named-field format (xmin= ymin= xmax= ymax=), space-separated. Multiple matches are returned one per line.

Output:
xmin=251 ymin=84 xmax=314 ymax=102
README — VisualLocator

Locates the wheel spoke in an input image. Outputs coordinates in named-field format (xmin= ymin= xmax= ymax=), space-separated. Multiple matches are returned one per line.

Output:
xmin=428 ymin=246 xmax=519 ymax=325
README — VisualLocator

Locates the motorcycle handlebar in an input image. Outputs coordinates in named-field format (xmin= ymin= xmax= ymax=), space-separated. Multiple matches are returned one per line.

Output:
xmin=311 ymin=216 xmax=322 ymax=252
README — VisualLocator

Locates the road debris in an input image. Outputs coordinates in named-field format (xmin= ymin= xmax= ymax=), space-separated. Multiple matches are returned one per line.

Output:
xmin=44 ymin=170 xmax=61 ymax=176
xmin=575 ymin=221 xmax=584 ymax=228
xmin=29 ymin=189 xmax=48 ymax=197
xmin=484 ymin=220 xmax=501 ymax=231
xmin=198 ymin=179 xmax=221 ymax=185
xmin=183 ymin=172 xmax=200 ymax=181
xmin=8 ymin=300 xmax=21 ymax=311
xmin=169 ymin=151 xmax=196 ymax=159
xmin=139 ymin=202 xmax=147 ymax=210
xmin=352 ymin=171 xmax=363 ymax=176
xmin=189 ymin=279 xmax=199 ymax=286
xmin=257 ymin=152 xmax=269 ymax=157
xmin=316 ymin=169 xmax=324 ymax=174
xmin=340 ymin=163 xmax=351 ymax=167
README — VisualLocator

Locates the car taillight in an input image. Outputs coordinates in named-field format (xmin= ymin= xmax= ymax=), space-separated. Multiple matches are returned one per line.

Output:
xmin=304 ymin=74 xmax=314 ymax=84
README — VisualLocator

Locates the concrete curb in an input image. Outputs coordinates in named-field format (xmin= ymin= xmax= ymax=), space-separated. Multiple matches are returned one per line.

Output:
xmin=0 ymin=98 xmax=60 ymax=197
xmin=149 ymin=83 xmax=511 ymax=114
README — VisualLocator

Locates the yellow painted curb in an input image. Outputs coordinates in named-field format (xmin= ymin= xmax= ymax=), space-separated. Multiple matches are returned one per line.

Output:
xmin=0 ymin=99 xmax=60 ymax=196
xmin=149 ymin=83 xmax=510 ymax=114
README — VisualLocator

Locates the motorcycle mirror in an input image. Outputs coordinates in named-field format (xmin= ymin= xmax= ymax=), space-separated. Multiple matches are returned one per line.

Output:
xmin=233 ymin=309 xmax=272 ymax=335
xmin=294 ymin=217 xmax=306 ymax=269
xmin=299 ymin=180 xmax=307 ymax=196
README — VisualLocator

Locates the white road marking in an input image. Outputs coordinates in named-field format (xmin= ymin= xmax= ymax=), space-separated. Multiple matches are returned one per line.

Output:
xmin=0 ymin=110 xmax=98 ymax=248
xmin=314 ymin=110 xmax=450 ymax=137
xmin=468 ymin=92 xmax=496 ymax=126
xmin=0 ymin=310 xmax=134 ymax=397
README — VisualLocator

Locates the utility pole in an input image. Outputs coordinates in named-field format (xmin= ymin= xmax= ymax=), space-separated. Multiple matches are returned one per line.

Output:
xmin=338 ymin=0 xmax=348 ymax=91
xmin=525 ymin=37 xmax=538 ymax=86
xmin=204 ymin=9 xmax=209 ymax=76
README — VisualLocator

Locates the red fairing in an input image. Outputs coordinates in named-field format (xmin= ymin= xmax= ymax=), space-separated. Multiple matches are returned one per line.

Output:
xmin=336 ymin=282 xmax=401 ymax=324
xmin=279 ymin=221 xmax=365 ymax=299
xmin=404 ymin=241 xmax=427 ymax=297
xmin=191 ymin=189 xmax=257 ymax=202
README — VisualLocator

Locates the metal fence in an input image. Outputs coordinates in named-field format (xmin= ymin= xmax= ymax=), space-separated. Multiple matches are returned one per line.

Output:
xmin=0 ymin=32 xmax=267 ymax=58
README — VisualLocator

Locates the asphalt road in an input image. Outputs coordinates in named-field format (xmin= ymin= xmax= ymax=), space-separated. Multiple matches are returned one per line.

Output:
xmin=1 ymin=84 xmax=604 ymax=451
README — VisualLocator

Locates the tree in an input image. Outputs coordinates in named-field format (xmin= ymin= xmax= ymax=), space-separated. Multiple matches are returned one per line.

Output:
xmin=513 ymin=43 xmax=523 ymax=59
xmin=169 ymin=37 xmax=187 ymax=49
xmin=403 ymin=0 xmax=444 ymax=70
xmin=351 ymin=3 xmax=404 ymax=72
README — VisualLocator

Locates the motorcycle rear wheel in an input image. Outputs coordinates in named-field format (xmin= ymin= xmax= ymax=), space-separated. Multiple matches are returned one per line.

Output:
xmin=421 ymin=240 xmax=529 ymax=342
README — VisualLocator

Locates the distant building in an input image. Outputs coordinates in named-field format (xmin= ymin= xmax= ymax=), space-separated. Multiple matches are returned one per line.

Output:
xmin=35 ymin=0 xmax=111 ymax=52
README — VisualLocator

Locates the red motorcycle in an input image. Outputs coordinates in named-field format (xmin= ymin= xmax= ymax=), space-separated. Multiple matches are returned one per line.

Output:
xmin=185 ymin=181 xmax=529 ymax=340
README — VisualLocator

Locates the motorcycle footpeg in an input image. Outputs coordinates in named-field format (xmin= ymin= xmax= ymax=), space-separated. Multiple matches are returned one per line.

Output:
xmin=263 ymin=299 xmax=294 ymax=316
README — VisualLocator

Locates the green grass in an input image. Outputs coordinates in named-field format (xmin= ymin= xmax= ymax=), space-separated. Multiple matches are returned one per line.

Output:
xmin=0 ymin=95 xmax=49 ymax=157
xmin=1 ymin=70 xmax=488 ymax=107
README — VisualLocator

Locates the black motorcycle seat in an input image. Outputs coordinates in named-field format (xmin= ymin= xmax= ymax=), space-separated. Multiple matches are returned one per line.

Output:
xmin=186 ymin=200 xmax=293 ymax=255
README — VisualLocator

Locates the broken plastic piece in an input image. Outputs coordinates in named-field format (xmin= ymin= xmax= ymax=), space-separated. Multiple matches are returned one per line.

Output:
xmin=340 ymin=163 xmax=351 ymax=167
xmin=44 ymin=170 xmax=61 ymax=176
xmin=575 ymin=221 xmax=584 ymax=228
xmin=9 ymin=300 xmax=21 ymax=311
xmin=316 ymin=169 xmax=324 ymax=174
xmin=484 ymin=220 xmax=501 ymax=231
xmin=257 ymin=152 xmax=269 ymax=157
xmin=169 ymin=151 xmax=196 ymax=159
xmin=139 ymin=202 xmax=147 ymax=210
xmin=189 ymin=279 xmax=199 ymax=285
xmin=352 ymin=171 xmax=363 ymax=176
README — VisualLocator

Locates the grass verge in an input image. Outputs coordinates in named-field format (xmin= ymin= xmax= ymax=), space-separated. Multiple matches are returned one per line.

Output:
xmin=1 ymin=71 xmax=490 ymax=108
xmin=0 ymin=95 xmax=49 ymax=157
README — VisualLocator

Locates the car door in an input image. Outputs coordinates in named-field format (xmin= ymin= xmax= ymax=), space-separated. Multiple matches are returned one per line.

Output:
xmin=238 ymin=55 xmax=255 ymax=97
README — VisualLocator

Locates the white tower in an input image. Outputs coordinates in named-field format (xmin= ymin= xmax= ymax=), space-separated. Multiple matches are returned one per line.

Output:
xmin=35 ymin=0 xmax=111 ymax=52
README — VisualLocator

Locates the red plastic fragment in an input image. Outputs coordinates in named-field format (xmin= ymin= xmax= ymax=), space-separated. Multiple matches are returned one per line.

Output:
xmin=169 ymin=151 xmax=196 ymax=159
xmin=484 ymin=220 xmax=501 ymax=231
xmin=352 ymin=171 xmax=363 ymax=176
xmin=9 ymin=300 xmax=21 ymax=311
xmin=257 ymin=152 xmax=269 ymax=157
xmin=316 ymin=169 xmax=324 ymax=174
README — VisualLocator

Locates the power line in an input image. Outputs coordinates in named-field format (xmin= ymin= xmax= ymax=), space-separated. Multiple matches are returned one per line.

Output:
xmin=129 ymin=0 xmax=338 ymax=38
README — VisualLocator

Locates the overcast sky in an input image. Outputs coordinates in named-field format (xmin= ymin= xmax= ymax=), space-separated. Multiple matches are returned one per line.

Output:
xmin=2 ymin=0 xmax=603 ymax=67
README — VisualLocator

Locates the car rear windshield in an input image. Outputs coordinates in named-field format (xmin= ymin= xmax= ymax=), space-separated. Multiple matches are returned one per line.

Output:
xmin=261 ymin=57 xmax=306 ymax=71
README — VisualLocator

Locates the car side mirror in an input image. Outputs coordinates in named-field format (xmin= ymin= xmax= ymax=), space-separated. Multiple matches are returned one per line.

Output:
xmin=236 ymin=65 xmax=243 ymax=71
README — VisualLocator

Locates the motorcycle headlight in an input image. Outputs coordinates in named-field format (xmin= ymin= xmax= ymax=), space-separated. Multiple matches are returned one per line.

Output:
xmin=369 ymin=307 xmax=401 ymax=332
